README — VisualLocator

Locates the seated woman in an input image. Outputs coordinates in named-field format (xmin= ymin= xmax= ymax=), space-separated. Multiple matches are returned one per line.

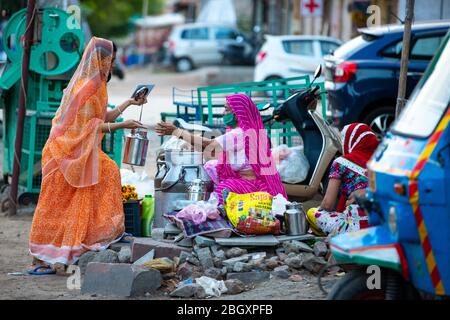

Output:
xmin=155 ymin=94 xmax=287 ymax=204
xmin=306 ymin=123 xmax=379 ymax=236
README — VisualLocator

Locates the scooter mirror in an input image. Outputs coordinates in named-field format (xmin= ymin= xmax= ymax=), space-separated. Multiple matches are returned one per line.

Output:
xmin=313 ymin=65 xmax=322 ymax=81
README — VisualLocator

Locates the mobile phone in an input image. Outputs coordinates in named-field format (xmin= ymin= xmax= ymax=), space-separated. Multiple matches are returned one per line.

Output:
xmin=131 ymin=84 xmax=154 ymax=99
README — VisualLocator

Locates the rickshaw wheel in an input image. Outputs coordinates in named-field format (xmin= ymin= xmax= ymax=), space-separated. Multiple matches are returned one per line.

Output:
xmin=327 ymin=267 xmax=420 ymax=300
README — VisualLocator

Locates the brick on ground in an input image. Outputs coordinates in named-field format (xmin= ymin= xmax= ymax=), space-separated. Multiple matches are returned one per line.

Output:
xmin=131 ymin=237 xmax=191 ymax=262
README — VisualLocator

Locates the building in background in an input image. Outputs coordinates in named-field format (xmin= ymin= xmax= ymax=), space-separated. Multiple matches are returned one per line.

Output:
xmin=248 ymin=0 xmax=450 ymax=41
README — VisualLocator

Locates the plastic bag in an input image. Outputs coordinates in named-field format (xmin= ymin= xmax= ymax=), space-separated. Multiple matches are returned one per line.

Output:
xmin=120 ymin=169 xmax=153 ymax=198
xmin=224 ymin=192 xmax=280 ymax=235
xmin=195 ymin=276 xmax=228 ymax=297
xmin=273 ymin=145 xmax=309 ymax=184
xmin=272 ymin=193 xmax=289 ymax=216
xmin=176 ymin=193 xmax=220 ymax=225
xmin=159 ymin=136 xmax=189 ymax=151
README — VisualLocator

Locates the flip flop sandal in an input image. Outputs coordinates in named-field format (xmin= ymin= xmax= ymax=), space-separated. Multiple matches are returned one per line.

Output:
xmin=27 ymin=265 xmax=56 ymax=275
xmin=118 ymin=232 xmax=134 ymax=243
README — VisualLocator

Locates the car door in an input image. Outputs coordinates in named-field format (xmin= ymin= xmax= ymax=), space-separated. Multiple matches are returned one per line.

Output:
xmin=406 ymin=32 xmax=446 ymax=96
xmin=181 ymin=27 xmax=215 ymax=65
xmin=281 ymin=39 xmax=317 ymax=75
xmin=212 ymin=26 xmax=239 ymax=63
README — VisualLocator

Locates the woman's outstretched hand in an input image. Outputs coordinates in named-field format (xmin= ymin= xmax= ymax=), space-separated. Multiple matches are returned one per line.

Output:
xmin=121 ymin=119 xmax=146 ymax=129
xmin=127 ymin=97 xmax=148 ymax=106
xmin=155 ymin=122 xmax=178 ymax=136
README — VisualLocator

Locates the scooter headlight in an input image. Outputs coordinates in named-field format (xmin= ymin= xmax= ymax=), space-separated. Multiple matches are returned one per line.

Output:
xmin=388 ymin=206 xmax=397 ymax=234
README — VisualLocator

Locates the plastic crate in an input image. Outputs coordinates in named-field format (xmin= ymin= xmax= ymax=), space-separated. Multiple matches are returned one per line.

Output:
xmin=124 ymin=200 xmax=141 ymax=237
xmin=6 ymin=111 xmax=123 ymax=194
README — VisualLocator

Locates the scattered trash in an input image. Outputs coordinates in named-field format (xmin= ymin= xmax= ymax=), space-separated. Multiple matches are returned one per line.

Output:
xmin=195 ymin=276 xmax=228 ymax=297
xmin=7 ymin=272 xmax=27 ymax=276
xmin=176 ymin=278 xmax=194 ymax=287
xmin=143 ymin=257 xmax=175 ymax=273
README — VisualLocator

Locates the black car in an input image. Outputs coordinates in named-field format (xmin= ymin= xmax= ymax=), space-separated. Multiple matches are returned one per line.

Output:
xmin=324 ymin=21 xmax=450 ymax=136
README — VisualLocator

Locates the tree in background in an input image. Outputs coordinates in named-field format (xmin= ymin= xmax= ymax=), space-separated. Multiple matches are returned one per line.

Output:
xmin=80 ymin=0 xmax=165 ymax=38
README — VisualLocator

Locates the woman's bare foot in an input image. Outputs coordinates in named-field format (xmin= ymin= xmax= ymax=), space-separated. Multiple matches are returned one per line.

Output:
xmin=27 ymin=257 xmax=47 ymax=270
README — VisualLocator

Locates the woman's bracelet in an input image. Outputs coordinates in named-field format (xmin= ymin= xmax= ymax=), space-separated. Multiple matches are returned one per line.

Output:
xmin=117 ymin=105 xmax=123 ymax=115
xmin=107 ymin=122 xmax=112 ymax=133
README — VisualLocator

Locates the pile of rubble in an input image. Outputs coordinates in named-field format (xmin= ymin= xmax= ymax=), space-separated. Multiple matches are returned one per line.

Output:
xmin=78 ymin=223 xmax=338 ymax=298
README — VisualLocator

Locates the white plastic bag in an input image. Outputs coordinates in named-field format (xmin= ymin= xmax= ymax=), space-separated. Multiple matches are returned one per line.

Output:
xmin=120 ymin=169 xmax=153 ymax=198
xmin=272 ymin=193 xmax=289 ymax=216
xmin=159 ymin=136 xmax=187 ymax=151
xmin=195 ymin=276 xmax=228 ymax=297
xmin=274 ymin=145 xmax=309 ymax=184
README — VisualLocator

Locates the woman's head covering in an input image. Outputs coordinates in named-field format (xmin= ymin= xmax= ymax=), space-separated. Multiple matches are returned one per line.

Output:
xmin=42 ymin=37 xmax=114 ymax=187
xmin=216 ymin=94 xmax=287 ymax=198
xmin=340 ymin=123 xmax=379 ymax=168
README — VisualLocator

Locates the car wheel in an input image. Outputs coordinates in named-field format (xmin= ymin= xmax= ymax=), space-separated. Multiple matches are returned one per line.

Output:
xmin=362 ymin=107 xmax=395 ymax=138
xmin=264 ymin=76 xmax=285 ymax=97
xmin=176 ymin=57 xmax=194 ymax=72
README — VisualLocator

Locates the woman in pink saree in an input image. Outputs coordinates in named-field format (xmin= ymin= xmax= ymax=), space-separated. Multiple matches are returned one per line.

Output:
xmin=156 ymin=94 xmax=287 ymax=204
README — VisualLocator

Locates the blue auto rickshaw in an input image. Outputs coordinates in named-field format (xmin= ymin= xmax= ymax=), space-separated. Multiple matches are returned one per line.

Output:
xmin=327 ymin=31 xmax=450 ymax=300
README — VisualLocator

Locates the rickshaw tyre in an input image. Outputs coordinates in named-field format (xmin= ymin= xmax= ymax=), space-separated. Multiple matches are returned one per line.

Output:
xmin=327 ymin=267 xmax=420 ymax=300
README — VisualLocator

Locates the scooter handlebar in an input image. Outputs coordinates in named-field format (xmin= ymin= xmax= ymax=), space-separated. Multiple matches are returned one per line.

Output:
xmin=311 ymin=85 xmax=320 ymax=94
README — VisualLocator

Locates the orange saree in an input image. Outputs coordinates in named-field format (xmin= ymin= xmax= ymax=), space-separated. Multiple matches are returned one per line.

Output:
xmin=29 ymin=37 xmax=124 ymax=265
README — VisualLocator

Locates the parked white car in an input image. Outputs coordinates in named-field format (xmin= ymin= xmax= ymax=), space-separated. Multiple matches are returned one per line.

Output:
xmin=167 ymin=23 xmax=242 ymax=72
xmin=254 ymin=35 xmax=342 ymax=83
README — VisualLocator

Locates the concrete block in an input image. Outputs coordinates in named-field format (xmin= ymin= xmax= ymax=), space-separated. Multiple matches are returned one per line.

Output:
xmin=81 ymin=263 xmax=162 ymax=297
xmin=131 ymin=238 xmax=190 ymax=262
xmin=194 ymin=235 xmax=216 ymax=247
xmin=132 ymin=249 xmax=155 ymax=266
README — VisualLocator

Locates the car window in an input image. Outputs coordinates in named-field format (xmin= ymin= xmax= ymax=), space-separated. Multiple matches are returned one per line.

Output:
xmin=181 ymin=28 xmax=209 ymax=40
xmin=411 ymin=35 xmax=444 ymax=60
xmin=380 ymin=40 xmax=403 ymax=59
xmin=283 ymin=40 xmax=314 ymax=57
xmin=215 ymin=28 xmax=238 ymax=40
xmin=333 ymin=35 xmax=371 ymax=59
xmin=320 ymin=41 xmax=340 ymax=56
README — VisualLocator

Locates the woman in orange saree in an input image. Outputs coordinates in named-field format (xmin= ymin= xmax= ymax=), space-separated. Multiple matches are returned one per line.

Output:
xmin=28 ymin=37 xmax=146 ymax=271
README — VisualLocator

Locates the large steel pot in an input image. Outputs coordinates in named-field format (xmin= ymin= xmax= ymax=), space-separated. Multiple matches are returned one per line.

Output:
xmin=153 ymin=149 xmax=213 ymax=228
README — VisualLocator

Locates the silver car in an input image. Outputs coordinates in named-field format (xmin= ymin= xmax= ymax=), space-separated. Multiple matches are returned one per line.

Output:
xmin=167 ymin=22 xmax=241 ymax=72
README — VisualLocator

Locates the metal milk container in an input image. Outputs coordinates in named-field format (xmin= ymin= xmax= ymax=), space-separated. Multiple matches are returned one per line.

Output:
xmin=284 ymin=202 xmax=308 ymax=235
